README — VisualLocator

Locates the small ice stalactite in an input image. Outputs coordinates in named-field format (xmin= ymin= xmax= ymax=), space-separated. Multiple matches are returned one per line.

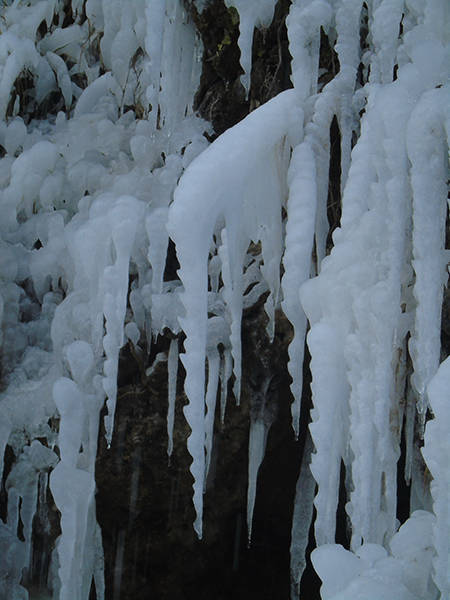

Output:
xmin=290 ymin=432 xmax=315 ymax=600
xmin=247 ymin=376 xmax=276 ymax=544
xmin=167 ymin=337 xmax=179 ymax=459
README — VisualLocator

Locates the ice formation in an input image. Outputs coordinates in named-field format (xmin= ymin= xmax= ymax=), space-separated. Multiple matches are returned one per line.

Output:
xmin=224 ymin=0 xmax=278 ymax=96
xmin=0 ymin=0 xmax=449 ymax=598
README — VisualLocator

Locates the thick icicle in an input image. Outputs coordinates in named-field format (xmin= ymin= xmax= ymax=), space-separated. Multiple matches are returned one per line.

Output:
xmin=301 ymin=320 xmax=349 ymax=545
xmin=282 ymin=140 xmax=317 ymax=438
xmin=168 ymin=90 xmax=301 ymax=537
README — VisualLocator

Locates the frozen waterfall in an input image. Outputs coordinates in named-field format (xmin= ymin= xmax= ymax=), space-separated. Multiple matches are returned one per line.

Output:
xmin=0 ymin=0 xmax=449 ymax=598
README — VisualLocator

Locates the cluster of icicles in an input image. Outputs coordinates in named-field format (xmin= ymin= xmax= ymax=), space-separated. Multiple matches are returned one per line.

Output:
xmin=0 ymin=0 xmax=449 ymax=598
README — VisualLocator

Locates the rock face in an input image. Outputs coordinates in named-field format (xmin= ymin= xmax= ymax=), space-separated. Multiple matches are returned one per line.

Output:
xmin=95 ymin=304 xmax=320 ymax=599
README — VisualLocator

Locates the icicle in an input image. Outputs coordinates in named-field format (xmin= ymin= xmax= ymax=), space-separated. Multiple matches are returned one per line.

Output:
xmin=167 ymin=337 xmax=179 ymax=459
xmin=290 ymin=433 xmax=315 ymax=600
xmin=102 ymin=196 xmax=144 ymax=446
xmin=224 ymin=0 xmax=277 ymax=97
xmin=247 ymin=377 xmax=276 ymax=544
xmin=301 ymin=320 xmax=349 ymax=546
xmin=287 ymin=0 xmax=332 ymax=100
xmin=282 ymin=140 xmax=317 ymax=438
xmin=246 ymin=419 xmax=268 ymax=545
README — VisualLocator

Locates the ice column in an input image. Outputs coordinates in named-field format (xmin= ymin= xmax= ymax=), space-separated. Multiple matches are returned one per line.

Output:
xmin=407 ymin=85 xmax=449 ymax=420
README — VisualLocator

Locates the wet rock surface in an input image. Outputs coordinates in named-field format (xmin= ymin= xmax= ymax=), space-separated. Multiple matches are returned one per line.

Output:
xmin=95 ymin=303 xmax=319 ymax=599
